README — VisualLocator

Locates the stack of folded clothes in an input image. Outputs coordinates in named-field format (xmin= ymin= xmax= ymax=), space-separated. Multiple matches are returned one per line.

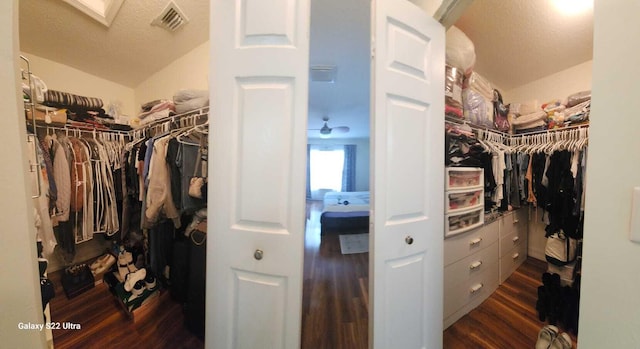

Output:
xmin=173 ymin=89 xmax=209 ymax=114
xmin=129 ymin=100 xmax=176 ymax=129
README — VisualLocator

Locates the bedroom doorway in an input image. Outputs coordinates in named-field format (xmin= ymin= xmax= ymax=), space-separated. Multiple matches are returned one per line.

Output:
xmin=301 ymin=0 xmax=371 ymax=346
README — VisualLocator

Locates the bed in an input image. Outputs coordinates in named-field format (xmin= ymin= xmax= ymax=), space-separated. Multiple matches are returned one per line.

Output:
xmin=320 ymin=191 xmax=370 ymax=235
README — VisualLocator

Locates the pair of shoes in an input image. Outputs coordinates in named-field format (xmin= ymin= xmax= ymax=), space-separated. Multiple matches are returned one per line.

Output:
xmin=127 ymin=280 xmax=146 ymax=303
xmin=124 ymin=268 xmax=146 ymax=292
xmin=117 ymin=251 xmax=137 ymax=281
xmin=536 ymin=325 xmax=558 ymax=349
xmin=144 ymin=272 xmax=157 ymax=292
xmin=536 ymin=325 xmax=572 ymax=349
xmin=90 ymin=253 xmax=115 ymax=275
xmin=550 ymin=332 xmax=572 ymax=349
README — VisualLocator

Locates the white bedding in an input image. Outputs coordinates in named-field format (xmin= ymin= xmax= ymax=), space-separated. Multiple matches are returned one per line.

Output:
xmin=323 ymin=191 xmax=370 ymax=213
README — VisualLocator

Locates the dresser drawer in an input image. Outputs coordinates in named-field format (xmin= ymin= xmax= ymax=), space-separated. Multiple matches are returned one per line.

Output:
xmin=443 ymin=257 xmax=499 ymax=319
xmin=444 ymin=241 xmax=499 ymax=290
xmin=444 ymin=219 xmax=499 ymax=266
xmin=499 ymin=242 xmax=528 ymax=284
xmin=499 ymin=230 xmax=525 ymax=258
xmin=501 ymin=209 xmax=528 ymax=236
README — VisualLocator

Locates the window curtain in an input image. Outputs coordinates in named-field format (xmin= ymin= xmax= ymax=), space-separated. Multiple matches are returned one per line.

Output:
xmin=306 ymin=144 xmax=311 ymax=199
xmin=341 ymin=144 xmax=356 ymax=192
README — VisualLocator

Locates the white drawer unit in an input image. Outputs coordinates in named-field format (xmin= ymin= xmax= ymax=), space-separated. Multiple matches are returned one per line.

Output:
xmin=498 ymin=209 xmax=528 ymax=284
xmin=444 ymin=219 xmax=499 ymax=266
xmin=445 ymin=207 xmax=485 ymax=238
xmin=443 ymin=242 xmax=499 ymax=328
xmin=499 ymin=241 xmax=528 ymax=284
xmin=444 ymin=241 xmax=499 ymax=294
xmin=443 ymin=209 xmax=529 ymax=329
xmin=446 ymin=167 xmax=484 ymax=190
xmin=445 ymin=167 xmax=484 ymax=238
xmin=446 ymin=187 xmax=484 ymax=214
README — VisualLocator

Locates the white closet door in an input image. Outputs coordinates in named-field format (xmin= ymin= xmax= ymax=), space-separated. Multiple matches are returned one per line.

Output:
xmin=371 ymin=0 xmax=445 ymax=348
xmin=207 ymin=0 xmax=310 ymax=348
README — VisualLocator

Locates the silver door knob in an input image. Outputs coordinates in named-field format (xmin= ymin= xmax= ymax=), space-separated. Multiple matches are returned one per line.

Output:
xmin=254 ymin=249 xmax=264 ymax=260
xmin=405 ymin=236 xmax=414 ymax=245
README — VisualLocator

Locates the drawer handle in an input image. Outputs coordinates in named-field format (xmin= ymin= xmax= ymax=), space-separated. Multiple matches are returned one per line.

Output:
xmin=469 ymin=261 xmax=483 ymax=270
xmin=513 ymin=219 xmax=519 ymax=224
xmin=469 ymin=238 xmax=483 ymax=246
xmin=512 ymin=236 xmax=520 ymax=244
xmin=512 ymin=252 xmax=520 ymax=260
xmin=470 ymin=283 xmax=484 ymax=294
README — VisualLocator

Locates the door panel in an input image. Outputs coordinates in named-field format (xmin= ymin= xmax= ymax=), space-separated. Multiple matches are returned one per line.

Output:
xmin=371 ymin=0 xmax=445 ymax=348
xmin=208 ymin=0 xmax=309 ymax=348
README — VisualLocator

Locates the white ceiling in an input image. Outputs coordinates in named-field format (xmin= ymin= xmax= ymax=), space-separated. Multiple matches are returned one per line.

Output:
xmin=19 ymin=0 xmax=209 ymax=88
xmin=455 ymin=0 xmax=593 ymax=91
xmin=18 ymin=0 xmax=593 ymax=140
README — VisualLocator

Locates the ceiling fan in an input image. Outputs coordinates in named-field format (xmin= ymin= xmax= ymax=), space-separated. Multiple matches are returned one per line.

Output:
xmin=309 ymin=116 xmax=350 ymax=138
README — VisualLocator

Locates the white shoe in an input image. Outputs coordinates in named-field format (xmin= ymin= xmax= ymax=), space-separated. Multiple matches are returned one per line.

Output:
xmin=535 ymin=325 xmax=558 ymax=349
xmin=124 ymin=268 xmax=146 ymax=292
xmin=549 ymin=332 xmax=572 ymax=349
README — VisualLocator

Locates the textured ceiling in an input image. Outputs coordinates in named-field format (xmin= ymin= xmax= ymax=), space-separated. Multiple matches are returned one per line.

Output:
xmin=19 ymin=0 xmax=209 ymax=88
xmin=454 ymin=0 xmax=593 ymax=91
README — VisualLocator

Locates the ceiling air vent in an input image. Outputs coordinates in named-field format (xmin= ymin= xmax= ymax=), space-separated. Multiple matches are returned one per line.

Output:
xmin=152 ymin=1 xmax=189 ymax=32
xmin=310 ymin=65 xmax=337 ymax=83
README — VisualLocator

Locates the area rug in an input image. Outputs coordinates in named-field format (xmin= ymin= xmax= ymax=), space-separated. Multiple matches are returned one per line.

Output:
xmin=339 ymin=233 xmax=369 ymax=254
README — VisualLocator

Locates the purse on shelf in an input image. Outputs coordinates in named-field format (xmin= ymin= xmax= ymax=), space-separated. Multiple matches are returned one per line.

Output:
xmin=189 ymin=142 xmax=207 ymax=199
xmin=493 ymin=89 xmax=510 ymax=133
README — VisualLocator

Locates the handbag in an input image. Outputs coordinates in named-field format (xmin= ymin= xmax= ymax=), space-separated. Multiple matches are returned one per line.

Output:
xmin=189 ymin=142 xmax=207 ymax=199
xmin=545 ymin=230 xmax=577 ymax=266
xmin=493 ymin=89 xmax=510 ymax=132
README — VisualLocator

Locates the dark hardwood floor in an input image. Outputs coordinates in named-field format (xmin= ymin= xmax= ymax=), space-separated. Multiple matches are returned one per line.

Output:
xmin=302 ymin=200 xmax=578 ymax=349
xmin=46 ymin=263 xmax=203 ymax=348
xmin=444 ymin=257 xmax=578 ymax=349
xmin=301 ymin=201 xmax=369 ymax=349
xmin=44 ymin=202 xmax=577 ymax=349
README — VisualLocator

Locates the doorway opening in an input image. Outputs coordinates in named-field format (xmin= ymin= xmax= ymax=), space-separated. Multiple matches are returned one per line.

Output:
xmin=301 ymin=0 xmax=371 ymax=347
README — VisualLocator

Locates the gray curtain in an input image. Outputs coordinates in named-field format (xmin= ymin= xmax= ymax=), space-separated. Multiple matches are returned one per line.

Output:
xmin=341 ymin=144 xmax=356 ymax=192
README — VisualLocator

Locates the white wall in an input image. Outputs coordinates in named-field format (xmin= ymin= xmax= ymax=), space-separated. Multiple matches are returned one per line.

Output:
xmin=578 ymin=1 xmax=640 ymax=347
xmin=0 ymin=1 xmax=47 ymax=348
xmin=307 ymin=137 xmax=370 ymax=193
xmin=504 ymin=60 xmax=593 ymax=106
xmin=19 ymin=52 xmax=136 ymax=117
xmin=134 ymin=41 xmax=209 ymax=110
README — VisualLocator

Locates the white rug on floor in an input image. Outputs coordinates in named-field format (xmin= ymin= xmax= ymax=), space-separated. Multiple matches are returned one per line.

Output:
xmin=339 ymin=233 xmax=369 ymax=254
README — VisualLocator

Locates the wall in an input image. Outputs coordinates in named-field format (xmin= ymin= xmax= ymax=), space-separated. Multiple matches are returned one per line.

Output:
xmin=134 ymin=41 xmax=209 ymax=110
xmin=0 ymin=1 xmax=47 ymax=348
xmin=307 ymin=137 xmax=370 ymax=194
xmin=19 ymin=52 xmax=136 ymax=117
xmin=578 ymin=0 xmax=640 ymax=347
xmin=504 ymin=60 xmax=593 ymax=106
xmin=502 ymin=60 xmax=593 ymax=261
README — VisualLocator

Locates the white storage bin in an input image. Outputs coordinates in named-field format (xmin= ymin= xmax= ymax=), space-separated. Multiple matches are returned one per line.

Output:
xmin=445 ymin=207 xmax=485 ymax=237
xmin=446 ymin=167 xmax=483 ymax=190
xmin=446 ymin=188 xmax=484 ymax=213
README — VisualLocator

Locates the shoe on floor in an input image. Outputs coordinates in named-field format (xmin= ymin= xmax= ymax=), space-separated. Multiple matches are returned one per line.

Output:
xmin=549 ymin=332 xmax=572 ymax=349
xmin=93 ymin=254 xmax=116 ymax=275
xmin=124 ymin=268 xmax=146 ymax=292
xmin=535 ymin=325 xmax=558 ymax=349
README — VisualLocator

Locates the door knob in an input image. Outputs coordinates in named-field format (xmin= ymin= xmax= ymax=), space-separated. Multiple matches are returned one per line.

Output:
xmin=254 ymin=249 xmax=264 ymax=260
xmin=405 ymin=236 xmax=414 ymax=245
